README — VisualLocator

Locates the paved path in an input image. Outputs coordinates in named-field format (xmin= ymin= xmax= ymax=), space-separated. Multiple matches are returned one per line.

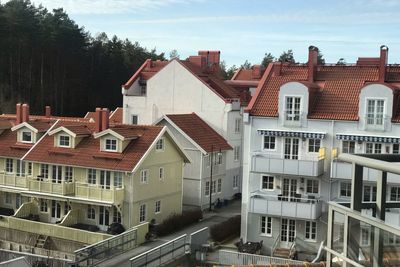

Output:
xmin=98 ymin=200 xmax=241 ymax=267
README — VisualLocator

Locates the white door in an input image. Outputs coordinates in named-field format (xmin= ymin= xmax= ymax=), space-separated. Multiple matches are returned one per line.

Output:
xmin=51 ymin=200 xmax=61 ymax=223
xmin=281 ymin=218 xmax=296 ymax=244
xmin=284 ymin=138 xmax=299 ymax=159
xmin=99 ymin=206 xmax=110 ymax=231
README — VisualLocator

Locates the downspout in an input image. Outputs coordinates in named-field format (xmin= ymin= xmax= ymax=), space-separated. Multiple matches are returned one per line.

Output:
xmin=199 ymin=151 xmax=203 ymax=208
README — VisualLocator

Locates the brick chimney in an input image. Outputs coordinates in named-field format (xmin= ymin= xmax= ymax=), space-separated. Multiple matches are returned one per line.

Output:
xmin=251 ymin=65 xmax=264 ymax=79
xmin=198 ymin=50 xmax=220 ymax=73
xmin=45 ymin=106 xmax=51 ymax=118
xmin=308 ymin=46 xmax=318 ymax=83
xmin=95 ymin=107 xmax=102 ymax=132
xmin=188 ymin=56 xmax=207 ymax=69
xmin=16 ymin=103 xmax=22 ymax=124
xmin=379 ymin=45 xmax=388 ymax=83
xmin=101 ymin=108 xmax=110 ymax=131
xmin=22 ymin=103 xmax=29 ymax=123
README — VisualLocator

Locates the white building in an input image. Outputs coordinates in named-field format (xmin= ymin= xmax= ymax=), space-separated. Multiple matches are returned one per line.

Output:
xmin=241 ymin=45 xmax=400 ymax=260
xmin=122 ymin=51 xmax=246 ymax=204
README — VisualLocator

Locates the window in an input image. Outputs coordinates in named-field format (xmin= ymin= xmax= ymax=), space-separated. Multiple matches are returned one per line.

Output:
xmin=361 ymin=225 xmax=371 ymax=246
xmin=284 ymin=138 xmax=299 ymax=159
xmin=308 ymin=139 xmax=321 ymax=153
xmin=156 ymin=138 xmax=164 ymax=151
xmin=16 ymin=160 xmax=25 ymax=177
xmin=366 ymin=99 xmax=384 ymax=125
xmin=285 ymin=96 xmax=301 ymax=121
xmin=233 ymin=175 xmax=239 ymax=189
xmin=159 ymin=167 xmax=164 ymax=180
xmin=262 ymin=176 xmax=274 ymax=190
xmin=22 ymin=131 xmax=32 ymax=143
xmin=234 ymin=146 xmax=240 ymax=161
xmin=113 ymin=206 xmax=121 ymax=223
xmin=217 ymin=179 xmax=222 ymax=193
xmin=87 ymin=206 xmax=95 ymax=220
xmin=52 ymin=165 xmax=62 ymax=183
xmin=88 ymin=169 xmax=97 ymax=185
xmin=6 ymin=159 xmax=13 ymax=173
xmin=155 ymin=200 xmax=161 ymax=213
xmin=305 ymin=221 xmax=317 ymax=241
xmin=260 ymin=216 xmax=272 ymax=236
xmin=205 ymin=181 xmax=210 ymax=196
xmin=393 ymin=144 xmax=400 ymax=154
xmin=263 ymin=136 xmax=275 ymax=150
xmin=40 ymin=199 xmax=48 ymax=212
xmin=100 ymin=170 xmax=111 ymax=189
xmin=342 ymin=141 xmax=355 ymax=154
xmin=59 ymin=135 xmax=70 ymax=147
xmin=366 ymin=143 xmax=382 ymax=154
xmin=27 ymin=162 xmax=32 ymax=176
xmin=306 ymin=179 xmax=319 ymax=194
xmin=105 ymin=138 xmax=117 ymax=152
xmin=212 ymin=180 xmax=216 ymax=194
xmin=340 ymin=182 xmax=351 ymax=198
xmin=390 ymin=187 xmax=400 ymax=201
xmin=140 ymin=170 xmax=148 ymax=184
xmin=5 ymin=193 xmax=11 ymax=204
xmin=363 ymin=185 xmax=377 ymax=202
xmin=139 ymin=204 xmax=146 ymax=222
xmin=234 ymin=118 xmax=241 ymax=134
xmin=217 ymin=153 xmax=223 ymax=165
xmin=65 ymin=166 xmax=73 ymax=182
xmin=114 ymin=172 xmax=123 ymax=188
xmin=40 ymin=164 xmax=49 ymax=179
xmin=132 ymin=115 xmax=138 ymax=125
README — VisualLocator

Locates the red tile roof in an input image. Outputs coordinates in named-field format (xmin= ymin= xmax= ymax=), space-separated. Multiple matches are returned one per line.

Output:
xmin=62 ymin=125 xmax=92 ymax=136
xmin=165 ymin=113 xmax=232 ymax=153
xmin=110 ymin=107 xmax=123 ymax=124
xmin=24 ymin=120 xmax=163 ymax=171
xmin=248 ymin=62 xmax=400 ymax=121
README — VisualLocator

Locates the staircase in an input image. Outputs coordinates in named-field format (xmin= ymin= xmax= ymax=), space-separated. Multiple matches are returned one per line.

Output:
xmin=35 ymin=235 xmax=48 ymax=249
xmin=273 ymin=247 xmax=291 ymax=258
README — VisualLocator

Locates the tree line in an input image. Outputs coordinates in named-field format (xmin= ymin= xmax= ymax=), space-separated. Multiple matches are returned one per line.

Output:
xmin=0 ymin=0 xmax=165 ymax=116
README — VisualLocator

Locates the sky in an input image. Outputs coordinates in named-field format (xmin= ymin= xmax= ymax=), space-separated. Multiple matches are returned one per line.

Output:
xmin=22 ymin=0 xmax=400 ymax=66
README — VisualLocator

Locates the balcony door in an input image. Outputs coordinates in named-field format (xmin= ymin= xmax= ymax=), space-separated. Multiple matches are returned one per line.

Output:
xmin=52 ymin=165 xmax=62 ymax=184
xmin=281 ymin=218 xmax=296 ymax=244
xmin=284 ymin=138 xmax=299 ymax=159
xmin=51 ymin=200 xmax=62 ymax=223
xmin=282 ymin=178 xmax=297 ymax=201
xmin=100 ymin=171 xmax=111 ymax=189
xmin=99 ymin=206 xmax=110 ymax=231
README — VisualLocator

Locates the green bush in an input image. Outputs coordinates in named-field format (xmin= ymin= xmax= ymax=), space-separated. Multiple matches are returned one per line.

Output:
xmin=210 ymin=215 xmax=241 ymax=242
xmin=155 ymin=209 xmax=203 ymax=236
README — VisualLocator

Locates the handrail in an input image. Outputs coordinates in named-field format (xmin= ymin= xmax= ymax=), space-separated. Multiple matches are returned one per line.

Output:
xmin=251 ymin=191 xmax=321 ymax=204
xmin=312 ymin=241 xmax=325 ymax=263
xmin=252 ymin=150 xmax=324 ymax=161
xmin=289 ymin=240 xmax=296 ymax=258
xmin=271 ymin=234 xmax=280 ymax=256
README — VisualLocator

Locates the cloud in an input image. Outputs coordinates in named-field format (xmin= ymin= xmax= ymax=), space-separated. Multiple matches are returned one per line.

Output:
xmin=29 ymin=0 xmax=202 ymax=14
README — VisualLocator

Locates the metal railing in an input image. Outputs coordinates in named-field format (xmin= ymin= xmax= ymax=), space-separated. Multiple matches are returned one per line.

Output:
xmin=130 ymin=234 xmax=188 ymax=267
xmin=219 ymin=250 xmax=304 ymax=266
xmin=271 ymin=234 xmax=280 ymax=256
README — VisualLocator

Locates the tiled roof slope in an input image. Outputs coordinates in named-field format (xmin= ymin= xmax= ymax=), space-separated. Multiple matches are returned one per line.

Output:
xmin=165 ymin=113 xmax=232 ymax=153
xmin=110 ymin=107 xmax=123 ymax=123
xmin=24 ymin=120 xmax=163 ymax=171
xmin=249 ymin=63 xmax=400 ymax=121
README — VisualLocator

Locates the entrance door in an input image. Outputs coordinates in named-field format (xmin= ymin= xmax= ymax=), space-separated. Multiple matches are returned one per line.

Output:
xmin=99 ymin=206 xmax=110 ymax=231
xmin=51 ymin=200 xmax=61 ymax=223
xmin=284 ymin=138 xmax=299 ymax=159
xmin=282 ymin=178 xmax=297 ymax=201
xmin=281 ymin=218 xmax=296 ymax=243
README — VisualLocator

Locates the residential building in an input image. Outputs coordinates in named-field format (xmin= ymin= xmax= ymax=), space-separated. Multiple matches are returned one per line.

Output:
xmin=0 ymin=104 xmax=189 ymax=258
xmin=157 ymin=113 xmax=232 ymax=209
xmin=241 ymin=45 xmax=400 ymax=260
xmin=122 ymin=51 xmax=247 ymax=202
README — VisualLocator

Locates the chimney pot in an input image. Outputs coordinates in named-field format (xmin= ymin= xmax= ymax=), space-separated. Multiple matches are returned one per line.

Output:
xmin=95 ymin=108 xmax=102 ymax=133
xmin=16 ymin=103 xmax=22 ymax=124
xmin=101 ymin=108 xmax=110 ymax=131
xmin=22 ymin=104 xmax=29 ymax=123
xmin=45 ymin=106 xmax=51 ymax=118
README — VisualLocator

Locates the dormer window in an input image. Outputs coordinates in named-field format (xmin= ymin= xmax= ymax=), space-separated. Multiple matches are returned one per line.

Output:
xmin=285 ymin=96 xmax=301 ymax=122
xmin=105 ymin=138 xmax=117 ymax=152
xmin=366 ymin=99 xmax=384 ymax=126
xmin=59 ymin=135 xmax=71 ymax=147
xmin=22 ymin=131 xmax=32 ymax=143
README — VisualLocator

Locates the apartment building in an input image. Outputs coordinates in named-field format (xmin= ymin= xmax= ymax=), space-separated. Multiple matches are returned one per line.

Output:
xmin=241 ymin=45 xmax=400 ymax=260
xmin=0 ymin=104 xmax=189 ymax=255
xmin=122 ymin=51 xmax=247 ymax=204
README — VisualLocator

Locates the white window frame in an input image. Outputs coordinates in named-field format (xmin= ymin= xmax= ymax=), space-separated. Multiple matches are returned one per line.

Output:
xmin=105 ymin=138 xmax=117 ymax=152
xmin=88 ymin=169 xmax=97 ymax=185
xmin=234 ymin=118 xmax=241 ymax=134
xmin=140 ymin=169 xmax=148 ymax=184
xmin=155 ymin=138 xmax=164 ymax=151
xmin=6 ymin=158 xmax=13 ymax=174
xmin=261 ymin=175 xmax=274 ymax=190
xmin=205 ymin=181 xmax=210 ymax=196
xmin=40 ymin=199 xmax=48 ymax=212
xmin=87 ymin=206 xmax=96 ymax=220
xmin=363 ymin=185 xmax=377 ymax=202
xmin=308 ymin=139 xmax=321 ymax=153
xmin=114 ymin=172 xmax=123 ymax=188
xmin=234 ymin=146 xmax=240 ymax=161
xmin=305 ymin=221 xmax=317 ymax=241
xmin=159 ymin=167 xmax=164 ymax=181
xmin=340 ymin=182 xmax=352 ymax=198
xmin=212 ymin=180 xmax=216 ymax=194
xmin=132 ymin=115 xmax=138 ymax=125
xmin=155 ymin=200 xmax=161 ymax=213
xmin=217 ymin=179 xmax=222 ymax=193
xmin=64 ymin=166 xmax=73 ymax=182
xmin=360 ymin=225 xmax=371 ymax=246
xmin=342 ymin=141 xmax=355 ymax=154
xmin=21 ymin=131 xmax=32 ymax=143
xmin=366 ymin=98 xmax=385 ymax=126
xmin=59 ymin=135 xmax=71 ymax=147
xmin=233 ymin=175 xmax=239 ymax=189
xmin=306 ymin=179 xmax=319 ymax=194
xmin=139 ymin=204 xmax=146 ymax=222
xmin=260 ymin=216 xmax=272 ymax=236
xmin=284 ymin=138 xmax=299 ymax=159
xmin=366 ymin=142 xmax=382 ymax=154
xmin=40 ymin=164 xmax=49 ymax=179
xmin=27 ymin=162 xmax=32 ymax=176
xmin=285 ymin=96 xmax=302 ymax=122
xmin=390 ymin=186 xmax=400 ymax=201
xmin=263 ymin=136 xmax=276 ymax=150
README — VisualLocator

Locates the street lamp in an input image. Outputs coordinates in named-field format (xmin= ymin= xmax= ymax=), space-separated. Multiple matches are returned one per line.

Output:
xmin=209 ymin=145 xmax=222 ymax=211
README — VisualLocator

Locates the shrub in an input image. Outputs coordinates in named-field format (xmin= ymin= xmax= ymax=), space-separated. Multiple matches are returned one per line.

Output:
xmin=210 ymin=215 xmax=241 ymax=242
xmin=155 ymin=209 xmax=202 ymax=236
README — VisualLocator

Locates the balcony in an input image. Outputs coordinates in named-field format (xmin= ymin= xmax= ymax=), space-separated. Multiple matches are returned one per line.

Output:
xmin=362 ymin=115 xmax=391 ymax=132
xmin=0 ymin=172 xmax=27 ymax=188
xmin=251 ymin=149 xmax=325 ymax=177
xmin=75 ymin=183 xmax=124 ymax=205
xmin=28 ymin=178 xmax=75 ymax=195
xmin=331 ymin=160 xmax=400 ymax=182
xmin=282 ymin=112 xmax=306 ymax=128
xmin=249 ymin=192 xmax=323 ymax=220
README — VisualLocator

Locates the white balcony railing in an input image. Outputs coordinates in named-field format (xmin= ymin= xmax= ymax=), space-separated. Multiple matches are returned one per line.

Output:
xmin=249 ymin=192 xmax=323 ymax=220
xmin=251 ymin=149 xmax=325 ymax=177
xmin=362 ymin=115 xmax=391 ymax=132
xmin=282 ymin=112 xmax=306 ymax=128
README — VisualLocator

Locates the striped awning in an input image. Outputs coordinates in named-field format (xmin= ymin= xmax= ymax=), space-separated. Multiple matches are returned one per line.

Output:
xmin=336 ymin=134 xmax=400 ymax=144
xmin=257 ymin=130 xmax=326 ymax=139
